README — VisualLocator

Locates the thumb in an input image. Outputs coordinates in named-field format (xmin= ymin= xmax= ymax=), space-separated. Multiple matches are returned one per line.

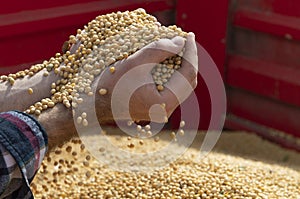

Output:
xmin=126 ymin=36 xmax=185 ymax=70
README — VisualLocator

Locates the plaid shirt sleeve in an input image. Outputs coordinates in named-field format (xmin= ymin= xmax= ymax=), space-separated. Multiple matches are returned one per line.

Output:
xmin=0 ymin=111 xmax=47 ymax=199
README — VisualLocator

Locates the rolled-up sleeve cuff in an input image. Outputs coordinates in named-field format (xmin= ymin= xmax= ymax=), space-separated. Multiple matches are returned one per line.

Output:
xmin=0 ymin=111 xmax=48 ymax=198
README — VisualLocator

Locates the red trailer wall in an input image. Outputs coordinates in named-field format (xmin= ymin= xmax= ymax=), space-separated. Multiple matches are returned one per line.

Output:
xmin=0 ymin=0 xmax=177 ymax=74
xmin=174 ymin=0 xmax=229 ymax=130
xmin=225 ymin=0 xmax=300 ymax=151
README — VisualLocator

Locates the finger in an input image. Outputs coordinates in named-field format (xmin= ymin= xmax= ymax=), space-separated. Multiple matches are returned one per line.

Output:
xmin=161 ymin=33 xmax=198 ymax=108
xmin=177 ymin=32 xmax=198 ymax=84
xmin=182 ymin=32 xmax=198 ymax=72
xmin=162 ymin=33 xmax=198 ymax=104
xmin=161 ymin=71 xmax=195 ymax=107
xmin=125 ymin=36 xmax=185 ymax=72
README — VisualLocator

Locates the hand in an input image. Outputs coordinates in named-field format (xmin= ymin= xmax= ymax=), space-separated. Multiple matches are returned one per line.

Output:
xmin=36 ymin=33 xmax=198 ymax=151
xmin=94 ymin=33 xmax=198 ymax=123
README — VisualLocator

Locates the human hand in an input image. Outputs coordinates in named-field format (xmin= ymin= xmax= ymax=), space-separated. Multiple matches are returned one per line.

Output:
xmin=94 ymin=33 xmax=198 ymax=123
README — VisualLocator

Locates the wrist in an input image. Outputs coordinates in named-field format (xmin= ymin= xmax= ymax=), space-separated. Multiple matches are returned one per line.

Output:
xmin=36 ymin=103 xmax=76 ymax=151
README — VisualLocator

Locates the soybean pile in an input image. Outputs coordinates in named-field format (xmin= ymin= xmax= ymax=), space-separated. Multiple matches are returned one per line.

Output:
xmin=31 ymin=129 xmax=300 ymax=199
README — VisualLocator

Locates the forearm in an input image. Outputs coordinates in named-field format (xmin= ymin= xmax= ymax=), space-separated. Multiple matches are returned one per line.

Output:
xmin=36 ymin=103 xmax=76 ymax=152
xmin=0 ymin=68 xmax=60 ymax=112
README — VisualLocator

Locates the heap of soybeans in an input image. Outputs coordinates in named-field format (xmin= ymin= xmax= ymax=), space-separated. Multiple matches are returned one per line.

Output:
xmin=31 ymin=130 xmax=300 ymax=199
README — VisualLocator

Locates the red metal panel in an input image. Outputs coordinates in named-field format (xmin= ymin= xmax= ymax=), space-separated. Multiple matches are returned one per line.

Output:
xmin=227 ymin=88 xmax=300 ymax=138
xmin=0 ymin=28 xmax=76 ymax=74
xmin=230 ymin=27 xmax=300 ymax=69
xmin=272 ymin=0 xmax=300 ymax=17
xmin=234 ymin=8 xmax=300 ymax=41
xmin=176 ymin=1 xmax=229 ymax=75
xmin=172 ymin=0 xmax=229 ymax=130
xmin=0 ymin=0 xmax=176 ymax=38
xmin=1 ymin=0 xmax=99 ymax=14
xmin=0 ymin=0 xmax=176 ymax=73
xmin=236 ymin=0 xmax=300 ymax=18
xmin=226 ymin=0 xmax=300 ymax=144
xmin=227 ymin=55 xmax=300 ymax=107
xmin=1 ymin=0 xmax=175 ymax=15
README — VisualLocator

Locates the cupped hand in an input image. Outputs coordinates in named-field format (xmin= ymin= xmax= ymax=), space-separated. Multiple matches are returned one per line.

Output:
xmin=94 ymin=33 xmax=198 ymax=123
